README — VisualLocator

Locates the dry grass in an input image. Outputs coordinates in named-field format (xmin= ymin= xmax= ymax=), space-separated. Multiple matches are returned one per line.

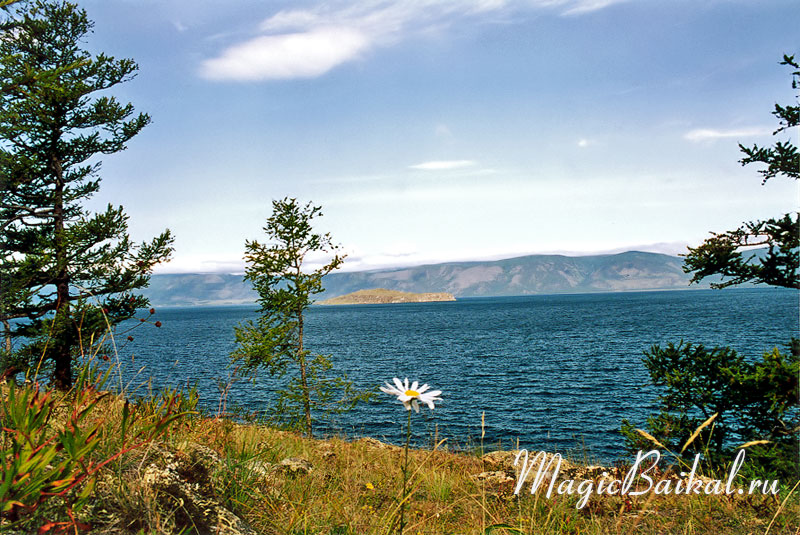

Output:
xmin=2 ymin=379 xmax=797 ymax=535
xmin=89 ymin=409 xmax=799 ymax=535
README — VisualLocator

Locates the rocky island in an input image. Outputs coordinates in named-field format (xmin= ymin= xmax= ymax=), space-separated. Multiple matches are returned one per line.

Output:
xmin=317 ymin=288 xmax=456 ymax=305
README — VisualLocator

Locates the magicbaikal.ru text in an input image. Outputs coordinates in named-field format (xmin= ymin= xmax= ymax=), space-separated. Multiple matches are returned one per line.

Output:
xmin=512 ymin=449 xmax=780 ymax=509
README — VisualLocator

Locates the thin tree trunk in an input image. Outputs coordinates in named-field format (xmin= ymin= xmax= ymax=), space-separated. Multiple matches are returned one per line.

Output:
xmin=293 ymin=256 xmax=313 ymax=437
xmin=51 ymin=149 xmax=71 ymax=390
xmin=2 ymin=318 xmax=11 ymax=354
xmin=298 ymin=305 xmax=312 ymax=437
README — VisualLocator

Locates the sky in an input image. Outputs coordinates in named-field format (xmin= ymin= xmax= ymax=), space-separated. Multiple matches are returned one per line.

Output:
xmin=74 ymin=0 xmax=799 ymax=273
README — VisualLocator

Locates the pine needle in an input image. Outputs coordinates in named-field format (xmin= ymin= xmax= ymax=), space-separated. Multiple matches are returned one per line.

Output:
xmin=680 ymin=412 xmax=718 ymax=454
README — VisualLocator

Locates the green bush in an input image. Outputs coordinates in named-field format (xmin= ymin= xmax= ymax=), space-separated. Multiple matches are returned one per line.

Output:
xmin=621 ymin=339 xmax=799 ymax=481
xmin=0 ymin=363 xmax=190 ymax=532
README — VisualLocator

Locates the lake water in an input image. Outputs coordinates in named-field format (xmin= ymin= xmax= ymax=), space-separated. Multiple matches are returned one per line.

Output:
xmin=114 ymin=288 xmax=798 ymax=463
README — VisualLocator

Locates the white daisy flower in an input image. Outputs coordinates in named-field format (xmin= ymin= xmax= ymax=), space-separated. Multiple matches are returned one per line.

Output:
xmin=380 ymin=377 xmax=442 ymax=413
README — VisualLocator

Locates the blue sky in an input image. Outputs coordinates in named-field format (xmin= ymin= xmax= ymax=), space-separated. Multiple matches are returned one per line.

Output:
xmin=78 ymin=0 xmax=798 ymax=273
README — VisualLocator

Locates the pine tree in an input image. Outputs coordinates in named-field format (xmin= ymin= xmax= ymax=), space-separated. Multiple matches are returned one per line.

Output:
xmin=683 ymin=55 xmax=799 ymax=289
xmin=0 ymin=0 xmax=173 ymax=388
xmin=231 ymin=198 xmax=370 ymax=436
xmin=622 ymin=56 xmax=800 ymax=480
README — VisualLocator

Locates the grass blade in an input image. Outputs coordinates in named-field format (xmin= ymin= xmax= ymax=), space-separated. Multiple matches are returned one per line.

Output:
xmin=680 ymin=412 xmax=718 ymax=454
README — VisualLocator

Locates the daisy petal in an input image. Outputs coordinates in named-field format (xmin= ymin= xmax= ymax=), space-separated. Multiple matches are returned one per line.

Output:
xmin=381 ymin=377 xmax=442 ymax=413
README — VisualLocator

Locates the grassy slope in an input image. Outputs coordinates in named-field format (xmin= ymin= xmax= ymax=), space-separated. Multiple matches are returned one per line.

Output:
xmin=93 ymin=411 xmax=799 ymax=534
xmin=3 ymin=381 xmax=797 ymax=534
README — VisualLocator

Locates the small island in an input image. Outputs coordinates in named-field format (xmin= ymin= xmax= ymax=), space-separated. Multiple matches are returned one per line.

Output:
xmin=318 ymin=288 xmax=456 ymax=305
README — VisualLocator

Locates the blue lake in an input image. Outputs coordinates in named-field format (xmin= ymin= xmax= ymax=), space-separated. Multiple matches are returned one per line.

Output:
xmin=113 ymin=287 xmax=798 ymax=463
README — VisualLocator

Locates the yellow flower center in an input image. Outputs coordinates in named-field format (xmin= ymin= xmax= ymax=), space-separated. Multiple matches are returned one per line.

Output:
xmin=404 ymin=389 xmax=420 ymax=397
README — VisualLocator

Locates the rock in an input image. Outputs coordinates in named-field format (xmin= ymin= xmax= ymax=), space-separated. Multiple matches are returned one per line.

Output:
xmin=472 ymin=471 xmax=515 ymax=485
xmin=481 ymin=450 xmax=524 ymax=473
xmin=562 ymin=464 xmax=614 ymax=480
xmin=316 ymin=441 xmax=336 ymax=460
xmin=357 ymin=437 xmax=401 ymax=451
xmin=245 ymin=458 xmax=275 ymax=479
xmin=143 ymin=464 xmax=256 ymax=534
xmin=138 ymin=444 xmax=257 ymax=535
xmin=186 ymin=443 xmax=223 ymax=467
xmin=278 ymin=457 xmax=313 ymax=476
xmin=482 ymin=450 xmax=572 ymax=476
xmin=479 ymin=450 xmax=630 ymax=494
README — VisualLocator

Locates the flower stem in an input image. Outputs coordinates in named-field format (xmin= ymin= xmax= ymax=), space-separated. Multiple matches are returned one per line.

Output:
xmin=400 ymin=409 xmax=411 ymax=534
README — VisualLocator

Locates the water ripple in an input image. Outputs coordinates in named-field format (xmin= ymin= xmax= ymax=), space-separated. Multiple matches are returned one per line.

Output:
xmin=118 ymin=288 xmax=797 ymax=463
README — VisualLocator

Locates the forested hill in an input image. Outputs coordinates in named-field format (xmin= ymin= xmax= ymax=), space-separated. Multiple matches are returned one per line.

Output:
xmin=142 ymin=251 xmax=720 ymax=306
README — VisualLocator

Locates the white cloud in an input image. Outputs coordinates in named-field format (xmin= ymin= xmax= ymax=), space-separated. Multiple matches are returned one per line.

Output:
xmin=201 ymin=2 xmax=466 ymax=81
xmin=561 ymin=0 xmax=629 ymax=16
xmin=577 ymin=138 xmax=591 ymax=147
xmin=684 ymin=127 xmax=772 ymax=142
xmin=200 ymin=0 xmax=631 ymax=81
xmin=409 ymin=160 xmax=477 ymax=170
xmin=200 ymin=27 xmax=369 ymax=81
xmin=259 ymin=10 xmax=324 ymax=32
xmin=154 ymin=253 xmax=245 ymax=274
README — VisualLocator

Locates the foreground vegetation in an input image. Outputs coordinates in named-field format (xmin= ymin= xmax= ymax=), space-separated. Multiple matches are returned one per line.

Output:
xmin=2 ymin=370 xmax=798 ymax=535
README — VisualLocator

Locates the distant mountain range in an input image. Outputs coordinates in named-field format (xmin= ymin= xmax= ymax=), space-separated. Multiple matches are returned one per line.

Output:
xmin=141 ymin=250 xmax=722 ymax=307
